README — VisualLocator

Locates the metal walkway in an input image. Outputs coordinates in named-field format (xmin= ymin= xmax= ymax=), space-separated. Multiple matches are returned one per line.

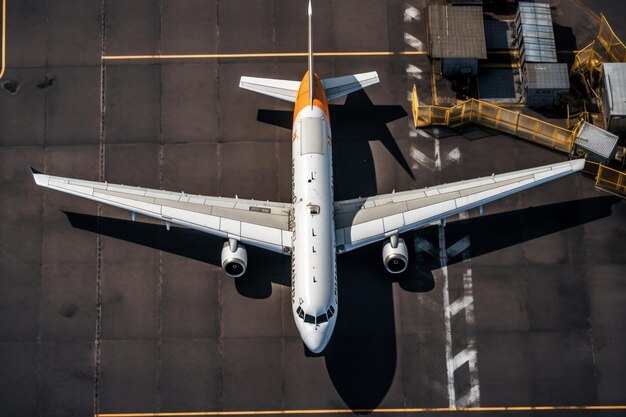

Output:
xmin=410 ymin=87 xmax=626 ymax=198
xmin=411 ymin=86 xmax=578 ymax=153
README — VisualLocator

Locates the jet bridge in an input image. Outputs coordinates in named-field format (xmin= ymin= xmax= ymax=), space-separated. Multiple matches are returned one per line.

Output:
xmin=411 ymin=85 xmax=576 ymax=153
xmin=411 ymin=86 xmax=626 ymax=198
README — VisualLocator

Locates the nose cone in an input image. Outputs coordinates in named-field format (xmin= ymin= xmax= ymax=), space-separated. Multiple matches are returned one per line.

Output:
xmin=304 ymin=331 xmax=328 ymax=353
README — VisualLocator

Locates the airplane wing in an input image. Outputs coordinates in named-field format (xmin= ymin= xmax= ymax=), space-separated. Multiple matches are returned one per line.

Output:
xmin=321 ymin=71 xmax=379 ymax=100
xmin=239 ymin=76 xmax=301 ymax=102
xmin=31 ymin=169 xmax=293 ymax=254
xmin=334 ymin=159 xmax=585 ymax=253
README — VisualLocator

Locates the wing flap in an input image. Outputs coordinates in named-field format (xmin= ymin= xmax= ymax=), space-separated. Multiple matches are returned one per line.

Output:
xmin=32 ymin=170 xmax=293 ymax=254
xmin=335 ymin=159 xmax=584 ymax=253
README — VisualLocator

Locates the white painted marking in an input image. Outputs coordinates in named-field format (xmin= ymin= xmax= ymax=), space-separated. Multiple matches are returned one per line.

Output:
xmin=463 ymin=267 xmax=477 ymax=327
xmin=413 ymin=236 xmax=438 ymax=258
xmin=438 ymin=225 xmax=456 ymax=407
xmin=457 ymin=385 xmax=481 ymax=408
xmin=415 ymin=129 xmax=431 ymax=138
xmin=404 ymin=5 xmax=422 ymax=22
xmin=409 ymin=146 xmax=436 ymax=171
xmin=453 ymin=347 xmax=477 ymax=370
xmin=446 ymin=147 xmax=461 ymax=164
xmin=447 ymin=236 xmax=470 ymax=259
xmin=448 ymin=295 xmax=473 ymax=317
xmin=439 ymin=225 xmax=481 ymax=408
xmin=442 ymin=275 xmax=456 ymax=407
xmin=406 ymin=64 xmax=423 ymax=80
xmin=404 ymin=32 xmax=424 ymax=51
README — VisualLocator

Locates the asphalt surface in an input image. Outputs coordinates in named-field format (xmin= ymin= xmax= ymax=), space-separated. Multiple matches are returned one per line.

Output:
xmin=0 ymin=0 xmax=625 ymax=416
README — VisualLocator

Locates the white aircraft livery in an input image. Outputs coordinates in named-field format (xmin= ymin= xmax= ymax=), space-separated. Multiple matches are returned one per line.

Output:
xmin=31 ymin=0 xmax=585 ymax=353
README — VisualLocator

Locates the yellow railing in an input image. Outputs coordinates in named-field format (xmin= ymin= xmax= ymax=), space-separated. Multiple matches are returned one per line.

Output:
xmin=584 ymin=160 xmax=626 ymax=196
xmin=570 ymin=41 xmax=603 ymax=100
xmin=597 ymin=15 xmax=626 ymax=62
xmin=411 ymin=90 xmax=578 ymax=153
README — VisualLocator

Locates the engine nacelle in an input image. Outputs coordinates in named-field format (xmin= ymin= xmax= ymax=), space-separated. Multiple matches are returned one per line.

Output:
xmin=382 ymin=236 xmax=408 ymax=274
xmin=221 ymin=240 xmax=248 ymax=278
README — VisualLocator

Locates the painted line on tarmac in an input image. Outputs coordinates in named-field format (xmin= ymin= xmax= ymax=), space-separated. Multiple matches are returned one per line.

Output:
xmin=102 ymin=51 xmax=428 ymax=61
xmin=96 ymin=405 xmax=626 ymax=417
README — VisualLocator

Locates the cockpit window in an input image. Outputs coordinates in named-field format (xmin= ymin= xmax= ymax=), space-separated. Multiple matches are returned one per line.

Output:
xmin=298 ymin=306 xmax=334 ymax=324
xmin=307 ymin=205 xmax=320 ymax=215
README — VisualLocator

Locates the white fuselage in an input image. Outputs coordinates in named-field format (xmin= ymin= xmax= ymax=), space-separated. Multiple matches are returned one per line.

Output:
xmin=290 ymin=104 xmax=338 ymax=353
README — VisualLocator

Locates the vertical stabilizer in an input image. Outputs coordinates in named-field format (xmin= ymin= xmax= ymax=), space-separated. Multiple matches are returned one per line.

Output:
xmin=308 ymin=0 xmax=314 ymax=107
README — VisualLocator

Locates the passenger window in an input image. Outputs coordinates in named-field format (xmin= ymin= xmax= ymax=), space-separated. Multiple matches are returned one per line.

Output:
xmin=317 ymin=314 xmax=328 ymax=324
xmin=308 ymin=205 xmax=320 ymax=215
xmin=304 ymin=314 xmax=315 ymax=324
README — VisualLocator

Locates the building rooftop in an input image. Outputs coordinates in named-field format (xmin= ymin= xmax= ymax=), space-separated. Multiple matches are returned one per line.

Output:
xmin=603 ymin=63 xmax=626 ymax=117
xmin=575 ymin=122 xmax=619 ymax=159
xmin=428 ymin=5 xmax=487 ymax=59
xmin=484 ymin=19 xmax=514 ymax=50
xmin=525 ymin=63 xmax=570 ymax=89
xmin=515 ymin=2 xmax=557 ymax=63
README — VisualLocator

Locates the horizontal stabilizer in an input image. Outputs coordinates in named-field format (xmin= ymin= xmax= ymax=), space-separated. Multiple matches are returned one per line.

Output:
xmin=322 ymin=71 xmax=379 ymax=100
xmin=239 ymin=76 xmax=301 ymax=102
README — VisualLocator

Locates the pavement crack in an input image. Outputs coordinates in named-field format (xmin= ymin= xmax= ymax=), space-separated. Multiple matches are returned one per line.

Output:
xmin=93 ymin=0 xmax=108 ymax=415
xmin=156 ymin=0 xmax=164 ymax=412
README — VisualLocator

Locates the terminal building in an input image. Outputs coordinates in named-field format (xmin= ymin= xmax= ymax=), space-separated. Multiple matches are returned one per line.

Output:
xmin=514 ymin=2 xmax=557 ymax=66
xmin=522 ymin=63 xmax=570 ymax=107
xmin=601 ymin=63 xmax=626 ymax=135
xmin=514 ymin=2 xmax=570 ymax=108
xmin=428 ymin=5 xmax=487 ymax=76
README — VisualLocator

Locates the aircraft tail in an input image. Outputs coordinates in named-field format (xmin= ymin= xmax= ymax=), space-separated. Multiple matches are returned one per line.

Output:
xmin=239 ymin=0 xmax=380 ymax=103
xmin=307 ymin=0 xmax=314 ymax=106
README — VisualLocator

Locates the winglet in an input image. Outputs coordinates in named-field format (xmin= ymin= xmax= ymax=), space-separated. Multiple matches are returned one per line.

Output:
xmin=30 ymin=166 xmax=49 ymax=187
xmin=571 ymin=158 xmax=585 ymax=172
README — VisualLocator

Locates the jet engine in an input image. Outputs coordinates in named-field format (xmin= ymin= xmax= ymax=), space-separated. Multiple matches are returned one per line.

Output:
xmin=221 ymin=239 xmax=248 ymax=278
xmin=382 ymin=235 xmax=408 ymax=274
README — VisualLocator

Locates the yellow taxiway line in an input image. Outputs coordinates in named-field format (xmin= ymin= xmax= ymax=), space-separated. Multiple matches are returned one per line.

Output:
xmin=103 ymin=50 xmax=587 ymax=62
xmin=102 ymin=51 xmax=428 ymax=60
xmin=0 ymin=0 xmax=6 ymax=80
xmin=96 ymin=405 xmax=626 ymax=417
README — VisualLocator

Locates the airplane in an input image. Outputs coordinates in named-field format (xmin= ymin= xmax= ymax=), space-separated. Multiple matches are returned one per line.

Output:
xmin=31 ymin=0 xmax=585 ymax=354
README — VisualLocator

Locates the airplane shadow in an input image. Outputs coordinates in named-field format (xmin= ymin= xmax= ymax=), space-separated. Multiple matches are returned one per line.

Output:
xmin=258 ymin=89 xmax=414 ymax=197
xmin=321 ymin=195 xmax=618 ymax=411
xmin=63 ymin=195 xmax=619 ymax=412
xmin=63 ymin=211 xmax=290 ymax=298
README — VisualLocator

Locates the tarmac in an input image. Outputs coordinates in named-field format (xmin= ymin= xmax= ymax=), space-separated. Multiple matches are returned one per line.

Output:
xmin=0 ymin=0 xmax=625 ymax=416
